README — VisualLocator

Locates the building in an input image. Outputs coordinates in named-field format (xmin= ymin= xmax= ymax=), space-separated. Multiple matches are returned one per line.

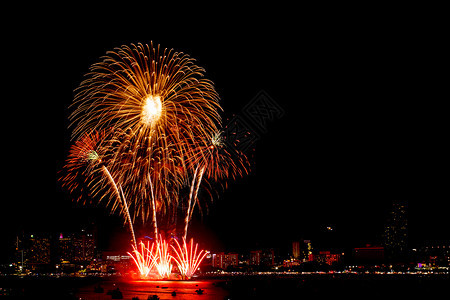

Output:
xmin=298 ymin=240 xmax=313 ymax=262
xmin=12 ymin=227 xmax=98 ymax=274
xmin=211 ymin=252 xmax=238 ymax=269
xmin=250 ymin=249 xmax=275 ymax=267
xmin=27 ymin=235 xmax=51 ymax=271
xmin=103 ymin=251 xmax=132 ymax=274
xmin=73 ymin=230 xmax=96 ymax=263
xmin=59 ymin=230 xmax=97 ymax=264
xmin=58 ymin=234 xmax=73 ymax=264
xmin=383 ymin=200 xmax=408 ymax=261
xmin=250 ymin=250 xmax=261 ymax=266
xmin=353 ymin=245 xmax=384 ymax=265
xmin=14 ymin=233 xmax=51 ymax=272
xmin=415 ymin=241 xmax=450 ymax=268
xmin=292 ymin=241 xmax=300 ymax=259
xmin=310 ymin=251 xmax=342 ymax=266
xmin=283 ymin=258 xmax=301 ymax=268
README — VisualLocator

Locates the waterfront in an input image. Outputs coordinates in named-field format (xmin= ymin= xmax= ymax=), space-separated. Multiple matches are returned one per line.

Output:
xmin=1 ymin=273 xmax=448 ymax=299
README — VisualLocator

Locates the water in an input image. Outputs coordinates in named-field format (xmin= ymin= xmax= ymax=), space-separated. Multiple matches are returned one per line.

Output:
xmin=76 ymin=279 xmax=229 ymax=300
xmin=1 ymin=274 xmax=447 ymax=299
xmin=75 ymin=274 xmax=449 ymax=299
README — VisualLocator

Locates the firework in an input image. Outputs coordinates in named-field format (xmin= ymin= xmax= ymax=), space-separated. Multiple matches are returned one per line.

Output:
xmin=128 ymin=241 xmax=156 ymax=278
xmin=189 ymin=130 xmax=249 ymax=182
xmin=60 ymin=130 xmax=104 ymax=204
xmin=127 ymin=237 xmax=207 ymax=280
xmin=171 ymin=238 xmax=207 ymax=280
xmin=63 ymin=42 xmax=249 ymax=280
xmin=60 ymin=130 xmax=137 ymax=247
xmin=183 ymin=130 xmax=250 ymax=238
xmin=69 ymin=42 xmax=221 ymax=224
xmin=154 ymin=236 xmax=173 ymax=279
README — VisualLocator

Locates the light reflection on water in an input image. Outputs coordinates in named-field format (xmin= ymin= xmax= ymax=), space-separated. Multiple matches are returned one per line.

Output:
xmin=77 ymin=279 xmax=229 ymax=300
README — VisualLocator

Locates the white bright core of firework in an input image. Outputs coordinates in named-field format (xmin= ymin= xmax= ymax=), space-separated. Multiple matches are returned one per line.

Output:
xmin=141 ymin=94 xmax=162 ymax=124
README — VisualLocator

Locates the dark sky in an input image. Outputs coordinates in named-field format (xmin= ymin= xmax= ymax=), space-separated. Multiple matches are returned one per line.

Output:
xmin=1 ymin=7 xmax=447 ymax=262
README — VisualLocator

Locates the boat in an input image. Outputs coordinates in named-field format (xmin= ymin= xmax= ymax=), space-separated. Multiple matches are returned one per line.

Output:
xmin=110 ymin=288 xmax=123 ymax=299
xmin=94 ymin=285 xmax=104 ymax=293
xmin=195 ymin=288 xmax=204 ymax=295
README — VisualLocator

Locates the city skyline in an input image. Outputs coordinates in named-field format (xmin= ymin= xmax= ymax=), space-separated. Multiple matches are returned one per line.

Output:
xmin=3 ymin=198 xmax=446 ymax=260
xmin=6 ymin=224 xmax=449 ymax=275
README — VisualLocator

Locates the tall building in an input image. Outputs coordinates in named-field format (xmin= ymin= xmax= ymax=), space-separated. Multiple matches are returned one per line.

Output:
xmin=13 ymin=228 xmax=98 ymax=273
xmin=72 ymin=230 xmax=96 ymax=263
xmin=58 ymin=234 xmax=73 ymax=263
xmin=250 ymin=249 xmax=275 ymax=267
xmin=292 ymin=241 xmax=300 ymax=259
xmin=14 ymin=233 xmax=51 ymax=272
xmin=250 ymin=250 xmax=261 ymax=266
xmin=28 ymin=235 xmax=51 ymax=267
xmin=58 ymin=230 xmax=97 ymax=264
xmin=211 ymin=252 xmax=238 ymax=269
xmin=383 ymin=200 xmax=408 ymax=261
xmin=301 ymin=240 xmax=313 ymax=262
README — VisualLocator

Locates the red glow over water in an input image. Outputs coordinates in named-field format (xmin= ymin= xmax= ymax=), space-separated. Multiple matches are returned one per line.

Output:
xmin=76 ymin=279 xmax=229 ymax=300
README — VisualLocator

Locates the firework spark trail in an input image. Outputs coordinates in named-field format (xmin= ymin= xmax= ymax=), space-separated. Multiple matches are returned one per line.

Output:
xmin=184 ymin=166 xmax=198 ymax=240
xmin=60 ymin=131 xmax=137 ymax=248
xmin=119 ymin=185 xmax=137 ymax=249
xmin=127 ymin=237 xmax=207 ymax=280
xmin=183 ymin=130 xmax=249 ymax=239
xmin=154 ymin=236 xmax=172 ymax=279
xmin=190 ymin=167 xmax=205 ymax=221
xmin=183 ymin=166 xmax=205 ymax=240
xmin=101 ymin=165 xmax=137 ymax=247
xmin=147 ymin=173 xmax=158 ymax=240
xmin=127 ymin=241 xmax=156 ymax=277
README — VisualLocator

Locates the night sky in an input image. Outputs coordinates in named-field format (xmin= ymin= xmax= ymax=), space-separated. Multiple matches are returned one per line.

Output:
xmin=1 ymin=8 xmax=447 ymax=262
